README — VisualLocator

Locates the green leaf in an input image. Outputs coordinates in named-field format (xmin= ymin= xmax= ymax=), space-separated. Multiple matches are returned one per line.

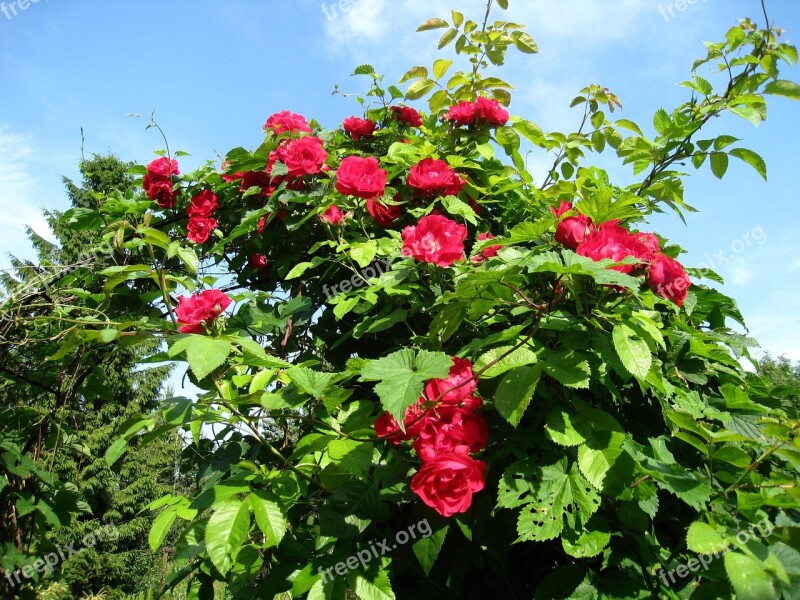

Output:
xmin=205 ymin=499 xmax=251 ymax=576
xmin=359 ymin=349 xmax=452 ymax=423
xmin=349 ymin=241 xmax=378 ymax=268
xmin=250 ymin=491 xmax=287 ymax=548
xmin=352 ymin=64 xmax=376 ymax=76
xmin=286 ymin=366 xmax=337 ymax=399
xmin=710 ymin=152 xmax=729 ymax=179
xmin=513 ymin=31 xmax=538 ymax=54
xmin=494 ymin=365 xmax=542 ymax=426
xmin=350 ymin=569 xmax=396 ymax=600
xmin=475 ymin=344 xmax=538 ymax=378
xmin=440 ymin=195 xmax=478 ymax=225
xmin=432 ymin=59 xmax=453 ymax=80
xmin=724 ymin=552 xmax=776 ymax=600
xmin=176 ymin=246 xmax=199 ymax=274
xmin=686 ymin=521 xmax=727 ymax=553
xmin=104 ymin=437 xmax=128 ymax=467
xmin=186 ymin=337 xmax=232 ymax=380
xmin=541 ymin=349 xmax=591 ymax=389
xmin=763 ymin=79 xmax=800 ymax=100
xmin=412 ymin=523 xmax=448 ymax=575
xmin=406 ymin=79 xmax=436 ymax=101
xmin=149 ymin=508 xmax=177 ymax=551
xmin=729 ymin=148 xmax=767 ymax=180
xmin=612 ymin=324 xmax=652 ymax=380
xmin=417 ymin=18 xmax=449 ymax=32
xmin=577 ymin=431 xmax=625 ymax=490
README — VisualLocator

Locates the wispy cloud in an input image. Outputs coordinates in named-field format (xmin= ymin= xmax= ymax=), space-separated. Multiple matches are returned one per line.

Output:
xmin=0 ymin=125 xmax=55 ymax=269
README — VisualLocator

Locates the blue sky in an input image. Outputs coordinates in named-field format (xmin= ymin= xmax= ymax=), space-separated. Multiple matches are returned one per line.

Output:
xmin=1 ymin=0 xmax=798 ymax=360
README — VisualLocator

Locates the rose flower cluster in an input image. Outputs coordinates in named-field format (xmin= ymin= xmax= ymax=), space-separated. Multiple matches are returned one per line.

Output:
xmin=374 ymin=357 xmax=488 ymax=517
xmin=551 ymin=201 xmax=692 ymax=306
xmin=143 ymin=157 xmax=180 ymax=209
xmin=174 ymin=289 xmax=232 ymax=334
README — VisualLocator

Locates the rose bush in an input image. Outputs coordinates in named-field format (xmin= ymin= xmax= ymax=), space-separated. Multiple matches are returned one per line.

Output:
xmin=57 ymin=3 xmax=800 ymax=598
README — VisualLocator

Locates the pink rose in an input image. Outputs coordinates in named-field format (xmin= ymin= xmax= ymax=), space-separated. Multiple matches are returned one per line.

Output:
xmin=264 ymin=110 xmax=312 ymax=135
xmin=402 ymin=214 xmax=467 ymax=267
xmin=648 ymin=254 xmax=691 ymax=307
xmin=335 ymin=156 xmax=387 ymax=200
xmin=410 ymin=453 xmax=486 ymax=517
xmin=174 ymin=290 xmax=232 ymax=334
xmin=576 ymin=224 xmax=649 ymax=274
xmin=343 ymin=117 xmax=377 ymax=141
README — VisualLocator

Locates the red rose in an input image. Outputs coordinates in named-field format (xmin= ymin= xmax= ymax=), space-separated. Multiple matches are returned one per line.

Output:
xmin=335 ymin=156 xmax=387 ymax=200
xmin=249 ymin=253 xmax=268 ymax=270
xmin=413 ymin=407 xmax=489 ymax=462
xmin=473 ymin=97 xmax=509 ymax=126
xmin=472 ymin=233 xmax=502 ymax=263
xmin=271 ymin=136 xmax=328 ymax=178
xmin=407 ymin=158 xmax=465 ymax=197
xmin=445 ymin=101 xmax=476 ymax=126
xmin=391 ymin=106 xmax=423 ymax=127
xmin=144 ymin=176 xmax=177 ymax=209
xmin=367 ymin=196 xmax=402 ymax=227
xmin=555 ymin=215 xmax=595 ymax=249
xmin=240 ymin=171 xmax=272 ymax=196
xmin=648 ymin=254 xmax=691 ymax=307
xmin=550 ymin=200 xmax=573 ymax=219
xmin=174 ymin=290 xmax=232 ymax=334
xmin=402 ymin=214 xmax=467 ymax=267
xmin=187 ymin=216 xmax=218 ymax=244
xmin=576 ymin=224 xmax=650 ymax=273
xmin=146 ymin=157 xmax=180 ymax=178
xmin=187 ymin=190 xmax=219 ymax=218
xmin=374 ymin=398 xmax=430 ymax=444
xmin=423 ymin=357 xmax=477 ymax=406
xmin=410 ymin=453 xmax=486 ymax=517
xmin=264 ymin=110 xmax=312 ymax=135
xmin=319 ymin=205 xmax=345 ymax=225
xmin=343 ymin=117 xmax=377 ymax=141
xmin=635 ymin=232 xmax=661 ymax=259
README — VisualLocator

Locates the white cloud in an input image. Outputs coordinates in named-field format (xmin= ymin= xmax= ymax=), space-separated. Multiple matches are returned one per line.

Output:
xmin=730 ymin=263 xmax=755 ymax=286
xmin=0 ymin=125 xmax=55 ymax=270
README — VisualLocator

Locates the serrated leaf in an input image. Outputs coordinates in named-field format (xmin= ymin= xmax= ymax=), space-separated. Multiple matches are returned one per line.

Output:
xmin=432 ymin=59 xmax=453 ymax=80
xmin=412 ymin=524 xmax=448 ymax=575
xmin=149 ymin=508 xmax=177 ymax=551
xmin=205 ymin=499 xmax=251 ymax=576
xmin=186 ymin=337 xmax=232 ymax=380
xmin=709 ymin=152 xmax=729 ymax=179
xmin=612 ymin=324 xmax=652 ymax=380
xmin=351 ymin=569 xmax=396 ymax=600
xmin=352 ymin=64 xmax=376 ymax=76
xmin=475 ymin=344 xmax=538 ymax=378
xmin=686 ymin=521 xmax=727 ymax=553
xmin=417 ymin=18 xmax=449 ymax=32
xmin=399 ymin=66 xmax=428 ymax=84
xmin=541 ymin=350 xmax=591 ymax=389
xmin=578 ymin=431 xmax=625 ymax=490
xmin=349 ymin=241 xmax=378 ymax=268
xmin=764 ymin=79 xmax=800 ymax=100
xmin=406 ymin=78 xmax=436 ymax=101
xmin=250 ymin=491 xmax=287 ymax=548
xmin=724 ymin=552 xmax=776 ymax=600
xmin=359 ymin=349 xmax=452 ymax=423
xmin=513 ymin=32 xmax=538 ymax=54
xmin=729 ymin=148 xmax=767 ymax=180
xmin=494 ymin=365 xmax=541 ymax=426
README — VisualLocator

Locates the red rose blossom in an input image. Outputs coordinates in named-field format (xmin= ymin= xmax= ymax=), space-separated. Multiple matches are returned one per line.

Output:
xmin=423 ymin=357 xmax=477 ymax=406
xmin=187 ymin=216 xmax=218 ymax=244
xmin=407 ymin=158 xmax=465 ymax=198
xmin=555 ymin=214 xmax=595 ymax=249
xmin=472 ymin=233 xmax=502 ymax=263
xmin=445 ymin=101 xmax=476 ymax=126
xmin=144 ymin=177 xmax=177 ymax=209
xmin=187 ymin=190 xmax=219 ymax=218
xmin=146 ymin=157 xmax=180 ymax=178
xmin=367 ymin=197 xmax=403 ymax=227
xmin=635 ymin=232 xmax=661 ymax=259
xmin=410 ymin=453 xmax=486 ymax=517
xmin=391 ymin=106 xmax=423 ymax=127
xmin=374 ymin=398 xmax=430 ymax=445
xmin=269 ymin=136 xmax=328 ymax=179
xmin=413 ymin=407 xmax=489 ymax=462
xmin=174 ymin=290 xmax=232 ymax=334
xmin=335 ymin=156 xmax=387 ymax=200
xmin=648 ymin=254 xmax=691 ymax=307
xmin=239 ymin=171 xmax=272 ymax=196
xmin=576 ymin=224 xmax=650 ymax=274
xmin=473 ymin=97 xmax=509 ymax=126
xmin=343 ymin=117 xmax=377 ymax=141
xmin=249 ymin=253 xmax=268 ymax=270
xmin=264 ymin=110 xmax=312 ymax=135
xmin=320 ymin=205 xmax=345 ymax=225
xmin=550 ymin=200 xmax=573 ymax=219
xmin=402 ymin=214 xmax=467 ymax=267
